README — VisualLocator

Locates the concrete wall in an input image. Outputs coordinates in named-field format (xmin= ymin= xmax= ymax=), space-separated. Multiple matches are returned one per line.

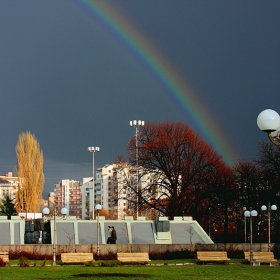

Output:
xmin=0 ymin=216 xmax=213 ymax=245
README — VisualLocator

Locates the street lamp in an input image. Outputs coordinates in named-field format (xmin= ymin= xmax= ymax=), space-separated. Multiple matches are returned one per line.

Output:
xmin=244 ymin=209 xmax=258 ymax=265
xmin=261 ymin=202 xmax=277 ymax=252
xmin=208 ymin=208 xmax=211 ymax=236
xmin=129 ymin=120 xmax=144 ymax=218
xmin=95 ymin=204 xmax=102 ymax=256
xmin=257 ymin=110 xmax=280 ymax=250
xmin=257 ymin=109 xmax=280 ymax=146
xmin=42 ymin=207 xmax=68 ymax=266
xmin=88 ymin=146 xmax=100 ymax=219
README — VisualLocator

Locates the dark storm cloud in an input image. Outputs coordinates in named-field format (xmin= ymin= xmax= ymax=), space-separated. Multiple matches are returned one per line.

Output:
xmin=0 ymin=0 xmax=279 ymax=194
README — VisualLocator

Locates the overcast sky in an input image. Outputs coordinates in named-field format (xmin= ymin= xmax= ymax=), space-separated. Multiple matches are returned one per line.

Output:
xmin=1 ymin=0 xmax=279 ymax=195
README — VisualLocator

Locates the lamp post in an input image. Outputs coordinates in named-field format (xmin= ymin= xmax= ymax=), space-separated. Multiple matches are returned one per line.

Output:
xmin=261 ymin=202 xmax=277 ymax=252
xmin=95 ymin=204 xmax=102 ymax=256
xmin=208 ymin=208 xmax=211 ymax=236
xmin=42 ymin=207 xmax=68 ymax=266
xmin=129 ymin=120 xmax=144 ymax=218
xmin=88 ymin=146 xmax=100 ymax=219
xmin=257 ymin=110 xmax=280 ymax=250
xmin=244 ymin=209 xmax=258 ymax=265
xmin=257 ymin=109 xmax=280 ymax=146
xmin=243 ymin=207 xmax=247 ymax=243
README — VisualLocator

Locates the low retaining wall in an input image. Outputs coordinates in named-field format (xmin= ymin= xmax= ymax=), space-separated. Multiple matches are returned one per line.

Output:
xmin=0 ymin=243 xmax=278 ymax=255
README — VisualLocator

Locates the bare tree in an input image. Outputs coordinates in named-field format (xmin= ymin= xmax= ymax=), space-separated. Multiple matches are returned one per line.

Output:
xmin=185 ymin=224 xmax=195 ymax=245
xmin=15 ymin=131 xmax=45 ymax=213
xmin=233 ymin=161 xmax=262 ymax=208
xmin=256 ymin=142 xmax=280 ymax=198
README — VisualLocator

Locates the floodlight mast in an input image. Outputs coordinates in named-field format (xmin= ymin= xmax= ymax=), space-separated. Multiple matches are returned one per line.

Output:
xmin=88 ymin=146 xmax=100 ymax=219
xmin=129 ymin=120 xmax=144 ymax=218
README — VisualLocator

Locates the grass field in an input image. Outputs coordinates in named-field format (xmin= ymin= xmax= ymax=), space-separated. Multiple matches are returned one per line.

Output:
xmin=1 ymin=264 xmax=280 ymax=280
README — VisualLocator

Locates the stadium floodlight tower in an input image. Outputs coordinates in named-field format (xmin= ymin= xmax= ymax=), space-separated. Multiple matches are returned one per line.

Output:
xmin=129 ymin=120 xmax=144 ymax=218
xmin=88 ymin=146 xmax=100 ymax=219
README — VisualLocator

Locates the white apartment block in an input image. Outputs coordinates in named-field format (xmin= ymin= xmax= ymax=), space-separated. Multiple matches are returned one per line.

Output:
xmin=81 ymin=177 xmax=94 ymax=219
xmin=81 ymin=165 xmax=114 ymax=220
xmin=80 ymin=163 xmax=161 ymax=220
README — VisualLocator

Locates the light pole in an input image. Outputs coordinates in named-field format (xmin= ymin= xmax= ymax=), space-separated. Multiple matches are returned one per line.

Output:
xmin=208 ymin=208 xmax=211 ymax=236
xmin=261 ymin=202 xmax=277 ymax=252
xmin=244 ymin=209 xmax=258 ymax=265
xmin=243 ymin=207 xmax=247 ymax=243
xmin=42 ymin=207 xmax=68 ymax=266
xmin=95 ymin=204 xmax=102 ymax=256
xmin=257 ymin=110 xmax=280 ymax=251
xmin=88 ymin=146 xmax=100 ymax=219
xmin=257 ymin=109 xmax=280 ymax=146
xmin=129 ymin=120 xmax=144 ymax=218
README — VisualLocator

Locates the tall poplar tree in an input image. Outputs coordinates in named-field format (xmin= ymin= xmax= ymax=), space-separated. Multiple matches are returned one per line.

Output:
xmin=15 ymin=131 xmax=45 ymax=213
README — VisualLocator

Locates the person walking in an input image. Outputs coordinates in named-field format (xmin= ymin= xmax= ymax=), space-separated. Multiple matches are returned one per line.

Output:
xmin=111 ymin=226 xmax=117 ymax=244
xmin=107 ymin=226 xmax=112 ymax=244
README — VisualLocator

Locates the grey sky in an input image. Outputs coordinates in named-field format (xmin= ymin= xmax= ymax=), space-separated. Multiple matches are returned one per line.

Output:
xmin=0 ymin=0 xmax=279 ymax=195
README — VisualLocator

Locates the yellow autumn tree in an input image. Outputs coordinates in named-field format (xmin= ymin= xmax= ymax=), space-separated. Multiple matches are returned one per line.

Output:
xmin=15 ymin=131 xmax=45 ymax=213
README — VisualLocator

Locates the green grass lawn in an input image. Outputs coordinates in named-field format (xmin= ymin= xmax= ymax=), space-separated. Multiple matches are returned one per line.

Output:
xmin=1 ymin=264 xmax=280 ymax=280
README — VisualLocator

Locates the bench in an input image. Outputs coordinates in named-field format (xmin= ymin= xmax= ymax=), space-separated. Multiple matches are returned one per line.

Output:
xmin=61 ymin=253 xmax=94 ymax=264
xmin=117 ymin=252 xmax=151 ymax=263
xmin=0 ymin=252 xmax=9 ymax=263
xmin=197 ymin=251 xmax=230 ymax=263
xmin=244 ymin=252 xmax=278 ymax=266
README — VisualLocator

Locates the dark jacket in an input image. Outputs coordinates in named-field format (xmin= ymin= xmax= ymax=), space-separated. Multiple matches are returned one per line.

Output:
xmin=111 ymin=229 xmax=117 ymax=241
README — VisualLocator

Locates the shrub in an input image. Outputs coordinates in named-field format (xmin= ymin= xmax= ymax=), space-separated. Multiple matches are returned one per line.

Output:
xmin=0 ymin=258 xmax=6 ymax=267
xmin=149 ymin=249 xmax=195 ymax=260
xmin=9 ymin=250 xmax=52 ymax=260
xmin=19 ymin=256 xmax=30 ymax=267
xmin=94 ymin=251 xmax=117 ymax=260
xmin=226 ymin=244 xmax=245 ymax=259
xmin=227 ymin=249 xmax=244 ymax=259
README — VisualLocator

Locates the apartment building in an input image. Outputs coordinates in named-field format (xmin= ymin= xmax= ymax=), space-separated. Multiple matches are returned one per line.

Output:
xmin=81 ymin=165 xmax=113 ymax=220
xmin=81 ymin=177 xmax=94 ymax=219
xmin=54 ymin=179 xmax=82 ymax=219
xmin=51 ymin=162 xmax=163 ymax=220
xmin=0 ymin=172 xmax=18 ymax=201
xmin=79 ymin=163 xmax=161 ymax=220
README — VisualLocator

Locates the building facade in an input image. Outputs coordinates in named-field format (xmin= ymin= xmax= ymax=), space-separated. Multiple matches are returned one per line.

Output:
xmin=54 ymin=179 xmax=82 ymax=219
xmin=0 ymin=172 xmax=18 ymax=201
xmin=53 ymin=163 xmax=162 ymax=220
xmin=78 ymin=163 xmax=161 ymax=220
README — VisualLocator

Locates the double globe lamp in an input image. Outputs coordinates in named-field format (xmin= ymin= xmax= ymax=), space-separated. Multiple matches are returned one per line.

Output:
xmin=257 ymin=109 xmax=280 ymax=146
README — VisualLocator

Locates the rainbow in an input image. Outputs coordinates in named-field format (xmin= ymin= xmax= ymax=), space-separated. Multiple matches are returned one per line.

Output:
xmin=74 ymin=0 xmax=239 ymax=165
